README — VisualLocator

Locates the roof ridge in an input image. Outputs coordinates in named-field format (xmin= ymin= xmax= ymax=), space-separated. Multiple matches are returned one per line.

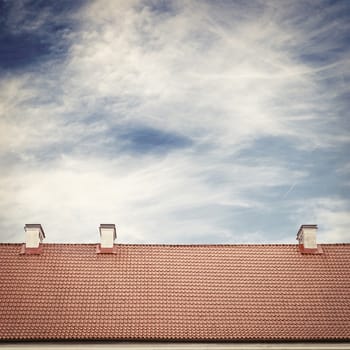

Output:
xmin=1 ymin=242 xmax=350 ymax=246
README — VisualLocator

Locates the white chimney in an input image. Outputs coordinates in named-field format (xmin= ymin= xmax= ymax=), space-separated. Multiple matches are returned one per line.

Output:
xmin=99 ymin=224 xmax=116 ymax=249
xmin=297 ymin=224 xmax=318 ymax=249
xmin=24 ymin=224 xmax=45 ymax=248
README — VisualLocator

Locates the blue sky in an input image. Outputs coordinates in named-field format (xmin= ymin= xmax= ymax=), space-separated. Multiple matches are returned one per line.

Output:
xmin=0 ymin=0 xmax=349 ymax=244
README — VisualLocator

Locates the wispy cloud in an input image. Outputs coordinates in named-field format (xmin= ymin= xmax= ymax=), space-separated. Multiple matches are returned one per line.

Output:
xmin=0 ymin=0 xmax=349 ymax=243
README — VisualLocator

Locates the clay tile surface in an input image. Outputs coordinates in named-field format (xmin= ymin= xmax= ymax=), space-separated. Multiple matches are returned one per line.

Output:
xmin=0 ymin=243 xmax=350 ymax=341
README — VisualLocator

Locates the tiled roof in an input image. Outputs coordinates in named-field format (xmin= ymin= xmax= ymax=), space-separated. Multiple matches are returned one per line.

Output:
xmin=0 ymin=243 xmax=350 ymax=341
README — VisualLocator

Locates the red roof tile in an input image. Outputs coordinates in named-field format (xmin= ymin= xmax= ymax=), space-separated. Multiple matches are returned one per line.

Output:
xmin=0 ymin=243 xmax=350 ymax=341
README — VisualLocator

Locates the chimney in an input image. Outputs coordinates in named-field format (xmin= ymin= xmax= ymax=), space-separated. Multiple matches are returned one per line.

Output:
xmin=97 ymin=224 xmax=117 ymax=253
xmin=297 ymin=224 xmax=322 ymax=254
xmin=21 ymin=224 xmax=45 ymax=254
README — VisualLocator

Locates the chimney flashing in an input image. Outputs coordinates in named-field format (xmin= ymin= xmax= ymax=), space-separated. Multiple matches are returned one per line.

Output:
xmin=20 ymin=244 xmax=44 ymax=255
xmin=96 ymin=244 xmax=118 ymax=254
xmin=298 ymin=244 xmax=323 ymax=254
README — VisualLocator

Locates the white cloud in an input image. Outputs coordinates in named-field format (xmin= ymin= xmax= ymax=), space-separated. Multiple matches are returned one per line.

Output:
xmin=53 ymin=0 xmax=340 ymax=148
xmin=2 ymin=0 xmax=348 ymax=155
xmin=0 ymin=151 xmax=306 ymax=243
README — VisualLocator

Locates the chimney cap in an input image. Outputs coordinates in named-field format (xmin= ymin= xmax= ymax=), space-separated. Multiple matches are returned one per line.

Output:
xmin=297 ymin=224 xmax=317 ymax=240
xmin=99 ymin=224 xmax=116 ymax=240
xmin=99 ymin=223 xmax=116 ymax=229
xmin=24 ymin=224 xmax=46 ymax=238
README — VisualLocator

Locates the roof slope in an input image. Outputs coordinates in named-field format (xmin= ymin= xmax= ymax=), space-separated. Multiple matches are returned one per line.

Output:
xmin=0 ymin=243 xmax=350 ymax=341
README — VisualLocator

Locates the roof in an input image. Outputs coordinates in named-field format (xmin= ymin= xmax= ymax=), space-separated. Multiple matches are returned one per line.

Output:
xmin=0 ymin=243 xmax=350 ymax=342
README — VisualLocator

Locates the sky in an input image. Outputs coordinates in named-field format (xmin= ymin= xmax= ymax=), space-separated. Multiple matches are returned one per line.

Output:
xmin=0 ymin=0 xmax=349 ymax=245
